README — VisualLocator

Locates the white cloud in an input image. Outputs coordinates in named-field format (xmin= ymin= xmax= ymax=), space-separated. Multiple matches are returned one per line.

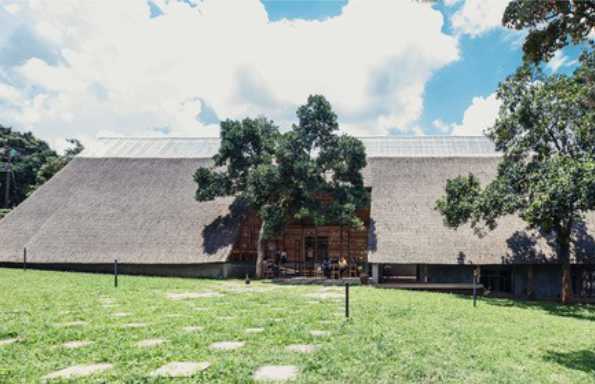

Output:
xmin=546 ymin=50 xmax=577 ymax=73
xmin=450 ymin=93 xmax=501 ymax=136
xmin=431 ymin=118 xmax=451 ymax=133
xmin=0 ymin=0 xmax=458 ymax=149
xmin=451 ymin=0 xmax=510 ymax=37
xmin=434 ymin=93 xmax=501 ymax=136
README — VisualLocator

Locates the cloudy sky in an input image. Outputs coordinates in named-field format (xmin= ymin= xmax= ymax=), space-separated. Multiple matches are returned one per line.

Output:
xmin=0 ymin=0 xmax=583 ymax=152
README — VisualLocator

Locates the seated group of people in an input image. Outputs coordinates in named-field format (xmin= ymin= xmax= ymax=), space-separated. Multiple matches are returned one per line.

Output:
xmin=321 ymin=256 xmax=349 ymax=279
xmin=264 ymin=251 xmax=350 ymax=279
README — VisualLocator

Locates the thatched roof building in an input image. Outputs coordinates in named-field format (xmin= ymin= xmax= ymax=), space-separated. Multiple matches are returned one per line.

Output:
xmin=0 ymin=136 xmax=593 ymax=296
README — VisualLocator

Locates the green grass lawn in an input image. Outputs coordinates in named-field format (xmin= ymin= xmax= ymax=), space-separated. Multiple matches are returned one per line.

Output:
xmin=0 ymin=268 xmax=594 ymax=383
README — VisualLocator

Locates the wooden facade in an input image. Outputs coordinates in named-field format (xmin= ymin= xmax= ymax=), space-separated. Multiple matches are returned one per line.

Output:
xmin=229 ymin=209 xmax=370 ymax=276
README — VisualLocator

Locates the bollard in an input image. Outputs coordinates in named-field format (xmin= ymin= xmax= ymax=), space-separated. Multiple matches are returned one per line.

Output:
xmin=114 ymin=259 xmax=118 ymax=288
xmin=345 ymin=283 xmax=350 ymax=318
xmin=23 ymin=247 xmax=27 ymax=271
xmin=472 ymin=266 xmax=480 ymax=307
xmin=472 ymin=276 xmax=477 ymax=307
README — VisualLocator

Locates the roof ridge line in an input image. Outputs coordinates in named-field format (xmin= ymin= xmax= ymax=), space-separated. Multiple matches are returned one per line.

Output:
xmin=95 ymin=135 xmax=491 ymax=140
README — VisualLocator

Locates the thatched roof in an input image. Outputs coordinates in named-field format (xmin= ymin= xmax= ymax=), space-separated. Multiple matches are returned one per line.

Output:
xmin=1 ymin=136 xmax=592 ymax=266
xmin=0 ymin=158 xmax=242 ymax=264
xmin=367 ymin=157 xmax=595 ymax=265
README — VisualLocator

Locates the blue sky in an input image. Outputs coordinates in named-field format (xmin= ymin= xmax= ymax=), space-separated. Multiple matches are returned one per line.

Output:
xmin=261 ymin=0 xmax=580 ymax=136
xmin=0 ymin=0 xmax=584 ymax=150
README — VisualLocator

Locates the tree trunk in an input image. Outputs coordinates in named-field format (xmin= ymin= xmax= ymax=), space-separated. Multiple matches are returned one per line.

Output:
xmin=255 ymin=221 xmax=266 ymax=278
xmin=559 ymin=232 xmax=573 ymax=305
xmin=561 ymin=262 xmax=572 ymax=304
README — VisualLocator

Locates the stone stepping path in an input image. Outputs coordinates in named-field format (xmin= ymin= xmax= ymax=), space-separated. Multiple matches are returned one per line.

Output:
xmin=150 ymin=361 xmax=209 ymax=378
xmin=209 ymin=341 xmax=245 ymax=351
xmin=225 ymin=287 xmax=273 ymax=294
xmin=120 ymin=322 xmax=147 ymax=329
xmin=61 ymin=340 xmax=92 ymax=349
xmin=166 ymin=291 xmax=223 ymax=300
xmin=0 ymin=337 xmax=19 ymax=347
xmin=245 ymin=328 xmax=265 ymax=334
xmin=310 ymin=330 xmax=331 ymax=337
xmin=253 ymin=365 xmax=298 ymax=382
xmin=43 ymin=363 xmax=112 ymax=381
xmin=286 ymin=344 xmax=319 ymax=353
xmin=136 ymin=338 xmax=166 ymax=348
xmin=304 ymin=292 xmax=343 ymax=300
xmin=183 ymin=326 xmax=203 ymax=333
xmin=217 ymin=316 xmax=234 ymax=321
xmin=112 ymin=312 xmax=129 ymax=318
xmin=53 ymin=321 xmax=87 ymax=328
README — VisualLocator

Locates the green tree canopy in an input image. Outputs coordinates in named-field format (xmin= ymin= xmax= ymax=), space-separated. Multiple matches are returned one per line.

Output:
xmin=436 ymin=50 xmax=594 ymax=304
xmin=0 ymin=126 xmax=84 ymax=213
xmin=30 ymin=138 xmax=84 ymax=193
xmin=1 ymin=125 xmax=57 ymax=209
xmin=503 ymin=0 xmax=595 ymax=63
xmin=194 ymin=95 xmax=368 ymax=277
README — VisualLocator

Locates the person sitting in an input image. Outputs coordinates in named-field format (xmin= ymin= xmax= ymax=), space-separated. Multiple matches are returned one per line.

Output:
xmin=280 ymin=251 xmax=288 ymax=265
xmin=338 ymin=257 xmax=348 ymax=278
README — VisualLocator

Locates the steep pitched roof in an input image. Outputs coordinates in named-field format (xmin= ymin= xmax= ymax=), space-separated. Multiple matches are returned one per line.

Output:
xmin=1 ymin=136 xmax=592 ymax=266
xmin=367 ymin=157 xmax=595 ymax=265
xmin=0 ymin=158 xmax=241 ymax=264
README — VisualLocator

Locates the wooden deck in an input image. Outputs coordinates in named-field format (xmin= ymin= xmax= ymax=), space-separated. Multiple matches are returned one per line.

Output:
xmin=271 ymin=277 xmax=361 ymax=286
xmin=378 ymin=282 xmax=484 ymax=294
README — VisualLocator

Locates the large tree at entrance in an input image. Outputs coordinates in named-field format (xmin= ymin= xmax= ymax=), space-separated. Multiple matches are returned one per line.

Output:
xmin=194 ymin=95 xmax=368 ymax=277
xmin=436 ymin=1 xmax=594 ymax=304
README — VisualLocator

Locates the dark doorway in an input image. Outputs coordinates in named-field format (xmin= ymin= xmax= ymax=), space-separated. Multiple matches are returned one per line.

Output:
xmin=305 ymin=236 xmax=329 ymax=263
xmin=480 ymin=267 xmax=512 ymax=293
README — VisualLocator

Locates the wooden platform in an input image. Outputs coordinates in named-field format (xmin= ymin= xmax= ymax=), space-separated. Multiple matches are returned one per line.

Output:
xmin=271 ymin=277 xmax=361 ymax=286
xmin=378 ymin=282 xmax=484 ymax=295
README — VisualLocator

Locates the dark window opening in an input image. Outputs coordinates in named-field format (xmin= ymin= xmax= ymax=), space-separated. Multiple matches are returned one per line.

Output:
xmin=480 ymin=268 xmax=512 ymax=293
xmin=304 ymin=236 xmax=329 ymax=263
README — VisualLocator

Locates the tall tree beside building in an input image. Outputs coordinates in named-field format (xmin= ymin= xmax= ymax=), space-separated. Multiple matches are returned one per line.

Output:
xmin=0 ymin=126 xmax=83 ymax=217
xmin=0 ymin=125 xmax=57 ymax=210
xmin=30 ymin=139 xmax=84 ymax=192
xmin=437 ymin=1 xmax=594 ymax=304
xmin=502 ymin=0 xmax=594 ymax=63
xmin=194 ymin=95 xmax=368 ymax=277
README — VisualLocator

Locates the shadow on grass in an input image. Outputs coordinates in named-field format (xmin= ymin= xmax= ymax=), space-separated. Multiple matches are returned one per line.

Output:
xmin=545 ymin=349 xmax=595 ymax=374
xmin=486 ymin=299 xmax=595 ymax=322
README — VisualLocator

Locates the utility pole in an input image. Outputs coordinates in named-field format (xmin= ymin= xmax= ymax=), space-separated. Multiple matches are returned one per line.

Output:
xmin=2 ymin=147 xmax=11 ymax=209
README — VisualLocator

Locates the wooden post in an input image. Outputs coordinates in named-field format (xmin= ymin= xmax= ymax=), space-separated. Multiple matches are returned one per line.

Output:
xmin=114 ymin=259 xmax=118 ymax=288
xmin=23 ymin=247 xmax=27 ymax=271
xmin=473 ymin=266 xmax=480 ymax=307
xmin=345 ymin=282 xmax=350 ymax=318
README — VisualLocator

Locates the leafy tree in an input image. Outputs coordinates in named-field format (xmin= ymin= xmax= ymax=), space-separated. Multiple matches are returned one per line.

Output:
xmin=0 ymin=125 xmax=57 ymax=209
xmin=30 ymin=139 xmax=84 ymax=193
xmin=436 ymin=51 xmax=594 ymax=304
xmin=0 ymin=126 xmax=83 ymax=213
xmin=194 ymin=95 xmax=368 ymax=277
xmin=503 ymin=0 xmax=595 ymax=63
